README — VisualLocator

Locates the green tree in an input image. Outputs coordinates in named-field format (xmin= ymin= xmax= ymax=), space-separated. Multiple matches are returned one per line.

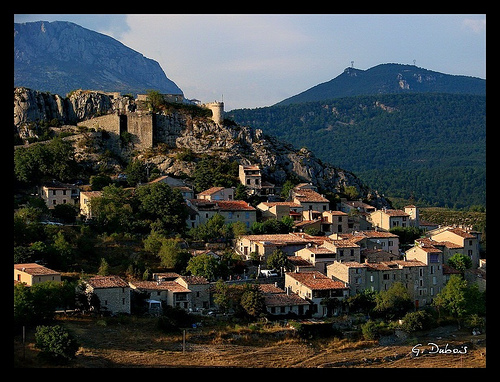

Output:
xmin=125 ymin=160 xmax=150 ymax=186
xmin=97 ymin=258 xmax=110 ymax=275
xmin=433 ymin=274 xmax=485 ymax=328
xmin=347 ymin=289 xmax=377 ymax=314
xmin=240 ymin=284 xmax=266 ymax=318
xmin=447 ymin=253 xmax=472 ymax=273
xmin=34 ymin=325 xmax=80 ymax=364
xmin=134 ymin=182 xmax=188 ymax=234
xmin=146 ymin=90 xmax=164 ymax=112
xmin=157 ymin=238 xmax=190 ymax=271
xmin=89 ymin=174 xmax=112 ymax=191
xmin=192 ymin=156 xmax=239 ymax=193
xmin=266 ymin=249 xmax=288 ymax=272
xmin=186 ymin=253 xmax=221 ymax=281
xmin=14 ymin=138 xmax=78 ymax=184
xmin=90 ymin=184 xmax=134 ymax=233
xmin=400 ymin=310 xmax=434 ymax=333
xmin=373 ymin=282 xmax=414 ymax=320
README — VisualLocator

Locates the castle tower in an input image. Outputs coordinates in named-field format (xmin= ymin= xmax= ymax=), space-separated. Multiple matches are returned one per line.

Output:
xmin=204 ymin=101 xmax=224 ymax=125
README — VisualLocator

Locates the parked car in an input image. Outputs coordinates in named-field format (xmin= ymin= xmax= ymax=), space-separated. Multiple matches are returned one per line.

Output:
xmin=260 ymin=269 xmax=278 ymax=277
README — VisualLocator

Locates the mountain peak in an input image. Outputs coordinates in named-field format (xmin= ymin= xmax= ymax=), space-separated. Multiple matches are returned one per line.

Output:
xmin=275 ymin=63 xmax=485 ymax=106
xmin=14 ymin=20 xmax=183 ymax=97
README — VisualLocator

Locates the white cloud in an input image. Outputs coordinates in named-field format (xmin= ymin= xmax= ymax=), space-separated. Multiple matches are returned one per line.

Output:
xmin=462 ymin=17 xmax=486 ymax=33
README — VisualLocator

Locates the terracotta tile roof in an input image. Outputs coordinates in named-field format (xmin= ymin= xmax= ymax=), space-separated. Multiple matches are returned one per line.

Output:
xmin=293 ymin=189 xmax=329 ymax=203
xmin=216 ymin=200 xmax=256 ymax=211
xmin=287 ymin=256 xmax=314 ymax=266
xmin=355 ymin=230 xmax=399 ymax=238
xmin=14 ymin=263 xmax=60 ymax=276
xmin=241 ymin=233 xmax=310 ymax=244
xmin=86 ymin=275 xmax=129 ymax=289
xmin=445 ymin=227 xmax=476 ymax=239
xmin=260 ymin=202 xmax=302 ymax=208
xmin=286 ymin=271 xmax=347 ymax=290
xmin=258 ymin=283 xmax=310 ymax=307
xmin=198 ymin=186 xmax=225 ymax=195
xmin=130 ymin=280 xmax=190 ymax=293
xmin=417 ymin=237 xmax=463 ymax=249
xmin=380 ymin=209 xmax=410 ymax=217
xmin=190 ymin=199 xmax=255 ymax=211
xmin=80 ymin=191 xmax=103 ymax=198
xmin=178 ymin=275 xmax=209 ymax=285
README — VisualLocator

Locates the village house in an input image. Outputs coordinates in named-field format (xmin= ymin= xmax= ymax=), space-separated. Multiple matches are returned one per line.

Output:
xmin=197 ymin=186 xmax=235 ymax=201
xmin=256 ymin=201 xmax=303 ymax=222
xmin=186 ymin=199 xmax=256 ymax=229
xmin=258 ymin=283 xmax=311 ymax=317
xmin=285 ymin=271 xmax=349 ymax=318
xmin=83 ymin=275 xmax=131 ymax=315
xmin=369 ymin=208 xmax=410 ymax=231
xmin=327 ymin=259 xmax=430 ymax=308
xmin=175 ymin=275 xmax=211 ymax=312
xmin=321 ymin=210 xmax=349 ymax=235
xmin=238 ymin=164 xmax=275 ymax=195
xmin=291 ymin=185 xmax=330 ymax=216
xmin=294 ymin=238 xmax=361 ymax=274
xmin=129 ymin=279 xmax=191 ymax=311
xmin=79 ymin=190 xmax=103 ymax=219
xmin=332 ymin=230 xmax=400 ymax=256
xmin=14 ymin=263 xmax=61 ymax=286
xmin=235 ymin=233 xmax=324 ymax=261
xmin=146 ymin=175 xmax=194 ymax=199
xmin=38 ymin=181 xmax=80 ymax=209
xmin=339 ymin=199 xmax=375 ymax=231
xmin=404 ymin=240 xmax=451 ymax=304
xmin=426 ymin=226 xmax=481 ymax=268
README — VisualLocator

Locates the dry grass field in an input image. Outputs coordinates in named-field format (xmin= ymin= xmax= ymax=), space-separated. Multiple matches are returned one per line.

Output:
xmin=14 ymin=315 xmax=486 ymax=368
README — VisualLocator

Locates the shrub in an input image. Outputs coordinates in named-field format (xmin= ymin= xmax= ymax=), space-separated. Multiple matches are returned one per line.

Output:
xmin=400 ymin=310 xmax=434 ymax=333
xmin=34 ymin=325 xmax=80 ymax=364
xmin=361 ymin=320 xmax=380 ymax=340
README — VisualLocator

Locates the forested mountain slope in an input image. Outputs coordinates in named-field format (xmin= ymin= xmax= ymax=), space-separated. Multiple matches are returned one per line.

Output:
xmin=275 ymin=63 xmax=485 ymax=106
xmin=228 ymin=93 xmax=486 ymax=209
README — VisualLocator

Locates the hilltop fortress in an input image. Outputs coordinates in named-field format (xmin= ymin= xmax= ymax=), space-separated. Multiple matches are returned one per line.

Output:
xmin=76 ymin=92 xmax=225 ymax=151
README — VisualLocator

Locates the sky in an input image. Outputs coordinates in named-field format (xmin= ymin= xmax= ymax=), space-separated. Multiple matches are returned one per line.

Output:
xmin=14 ymin=14 xmax=486 ymax=111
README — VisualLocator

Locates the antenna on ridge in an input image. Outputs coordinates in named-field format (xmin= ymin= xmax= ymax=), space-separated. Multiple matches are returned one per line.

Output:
xmin=351 ymin=61 xmax=354 ymax=68
xmin=413 ymin=59 xmax=416 ymax=66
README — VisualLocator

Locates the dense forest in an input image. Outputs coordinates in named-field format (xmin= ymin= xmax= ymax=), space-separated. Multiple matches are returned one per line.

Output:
xmin=228 ymin=93 xmax=486 ymax=209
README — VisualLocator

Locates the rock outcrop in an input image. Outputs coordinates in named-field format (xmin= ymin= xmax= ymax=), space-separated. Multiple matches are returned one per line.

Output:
xmin=14 ymin=87 xmax=389 ymax=208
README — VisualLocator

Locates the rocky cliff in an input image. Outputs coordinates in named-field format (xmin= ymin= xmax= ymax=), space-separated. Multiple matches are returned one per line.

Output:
xmin=14 ymin=21 xmax=182 ymax=97
xmin=14 ymin=87 xmax=389 ymax=208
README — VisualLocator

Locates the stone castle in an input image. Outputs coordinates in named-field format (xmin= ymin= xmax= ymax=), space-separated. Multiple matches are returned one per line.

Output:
xmin=76 ymin=93 xmax=224 ymax=151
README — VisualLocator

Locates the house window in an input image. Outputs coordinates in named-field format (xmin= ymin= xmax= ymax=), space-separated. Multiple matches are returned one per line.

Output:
xmin=52 ymin=190 xmax=57 ymax=196
xmin=383 ymin=274 xmax=389 ymax=280
xmin=429 ymin=254 xmax=439 ymax=263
